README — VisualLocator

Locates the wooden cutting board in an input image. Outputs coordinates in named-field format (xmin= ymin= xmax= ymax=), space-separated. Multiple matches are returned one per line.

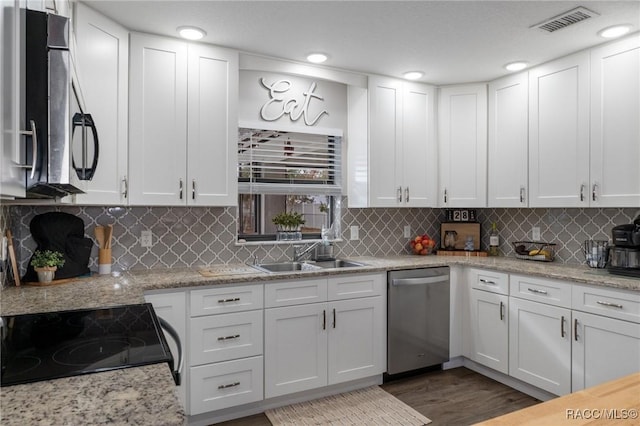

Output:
xmin=6 ymin=230 xmax=20 ymax=286
xmin=437 ymin=250 xmax=488 ymax=257
xmin=440 ymin=222 xmax=481 ymax=250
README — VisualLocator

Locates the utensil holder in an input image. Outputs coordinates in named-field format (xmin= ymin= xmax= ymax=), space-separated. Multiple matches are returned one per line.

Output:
xmin=583 ymin=240 xmax=609 ymax=268
xmin=98 ymin=248 xmax=112 ymax=275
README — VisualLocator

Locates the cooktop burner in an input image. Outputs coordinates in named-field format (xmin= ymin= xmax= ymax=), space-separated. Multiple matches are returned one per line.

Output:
xmin=1 ymin=304 xmax=173 ymax=387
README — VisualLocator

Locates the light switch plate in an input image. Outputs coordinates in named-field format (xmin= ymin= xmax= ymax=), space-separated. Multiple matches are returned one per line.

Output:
xmin=532 ymin=227 xmax=541 ymax=241
xmin=350 ymin=226 xmax=360 ymax=241
xmin=403 ymin=225 xmax=411 ymax=238
xmin=140 ymin=230 xmax=153 ymax=248
xmin=0 ymin=237 xmax=6 ymax=261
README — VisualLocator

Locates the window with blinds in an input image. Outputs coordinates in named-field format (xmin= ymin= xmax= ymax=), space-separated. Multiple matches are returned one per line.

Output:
xmin=238 ymin=128 xmax=342 ymax=195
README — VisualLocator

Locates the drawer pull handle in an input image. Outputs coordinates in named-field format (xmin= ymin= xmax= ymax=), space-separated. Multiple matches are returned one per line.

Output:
xmin=217 ymin=334 xmax=240 ymax=341
xmin=596 ymin=300 xmax=623 ymax=309
xmin=527 ymin=287 xmax=548 ymax=295
xmin=218 ymin=298 xmax=241 ymax=303
xmin=574 ymin=318 xmax=578 ymax=342
xmin=480 ymin=279 xmax=496 ymax=285
xmin=561 ymin=316 xmax=566 ymax=338
xmin=218 ymin=382 xmax=240 ymax=390
xmin=333 ymin=308 xmax=336 ymax=329
xmin=499 ymin=301 xmax=504 ymax=321
xmin=322 ymin=309 xmax=326 ymax=330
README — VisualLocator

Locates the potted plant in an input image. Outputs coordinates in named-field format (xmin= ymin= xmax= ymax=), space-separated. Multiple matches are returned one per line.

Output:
xmin=30 ymin=250 xmax=65 ymax=283
xmin=272 ymin=211 xmax=305 ymax=241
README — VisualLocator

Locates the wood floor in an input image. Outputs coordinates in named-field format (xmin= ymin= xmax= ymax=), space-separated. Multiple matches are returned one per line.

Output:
xmin=216 ymin=367 xmax=540 ymax=425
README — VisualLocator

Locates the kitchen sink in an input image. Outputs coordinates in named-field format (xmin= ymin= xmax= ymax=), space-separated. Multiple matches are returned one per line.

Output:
xmin=252 ymin=262 xmax=321 ymax=273
xmin=314 ymin=259 xmax=366 ymax=269
xmin=252 ymin=259 xmax=366 ymax=273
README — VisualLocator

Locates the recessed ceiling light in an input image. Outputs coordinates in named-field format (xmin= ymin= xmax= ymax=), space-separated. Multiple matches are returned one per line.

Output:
xmin=307 ymin=53 xmax=328 ymax=64
xmin=403 ymin=71 xmax=424 ymax=80
xmin=177 ymin=26 xmax=206 ymax=40
xmin=505 ymin=61 xmax=528 ymax=72
xmin=598 ymin=25 xmax=631 ymax=39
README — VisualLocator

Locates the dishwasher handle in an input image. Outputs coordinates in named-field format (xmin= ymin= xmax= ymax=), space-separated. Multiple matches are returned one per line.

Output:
xmin=391 ymin=275 xmax=450 ymax=286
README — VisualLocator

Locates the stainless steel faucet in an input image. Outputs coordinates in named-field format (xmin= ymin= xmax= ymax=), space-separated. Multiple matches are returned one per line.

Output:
xmin=292 ymin=241 xmax=323 ymax=262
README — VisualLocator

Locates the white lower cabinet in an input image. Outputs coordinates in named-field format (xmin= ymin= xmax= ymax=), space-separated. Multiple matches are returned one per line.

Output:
xmin=508 ymin=297 xmax=572 ymax=395
xmin=264 ymin=274 xmax=385 ymax=399
xmin=469 ymin=289 xmax=509 ymax=374
xmin=571 ymin=310 xmax=640 ymax=391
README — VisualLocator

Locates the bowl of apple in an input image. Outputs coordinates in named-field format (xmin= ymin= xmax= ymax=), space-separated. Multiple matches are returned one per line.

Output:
xmin=410 ymin=234 xmax=437 ymax=255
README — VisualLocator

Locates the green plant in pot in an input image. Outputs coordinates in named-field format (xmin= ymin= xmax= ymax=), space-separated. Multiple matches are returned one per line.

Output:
xmin=272 ymin=211 xmax=305 ymax=232
xmin=30 ymin=250 xmax=65 ymax=283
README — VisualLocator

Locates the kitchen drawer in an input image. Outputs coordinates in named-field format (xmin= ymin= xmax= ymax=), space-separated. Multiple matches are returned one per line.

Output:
xmin=572 ymin=284 xmax=640 ymax=324
xmin=510 ymin=274 xmax=571 ymax=308
xmin=191 ymin=284 xmax=263 ymax=316
xmin=469 ymin=268 xmax=509 ymax=295
xmin=327 ymin=273 xmax=384 ymax=300
xmin=189 ymin=356 xmax=263 ymax=415
xmin=264 ymin=277 xmax=327 ymax=308
xmin=190 ymin=310 xmax=263 ymax=365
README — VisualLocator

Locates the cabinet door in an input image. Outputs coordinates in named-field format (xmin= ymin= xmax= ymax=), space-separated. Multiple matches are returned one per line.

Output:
xmin=438 ymin=84 xmax=487 ymax=207
xmin=368 ymin=76 xmax=402 ymax=207
xmin=402 ymin=82 xmax=437 ymax=207
xmin=509 ymin=297 xmax=571 ymax=395
xmin=488 ymin=72 xmax=528 ymax=207
xmin=264 ymin=304 xmax=327 ymax=398
xmin=73 ymin=4 xmax=128 ymax=205
xmin=328 ymin=296 xmax=384 ymax=384
xmin=144 ymin=291 xmax=187 ymax=409
xmin=590 ymin=34 xmax=640 ymax=207
xmin=469 ymin=289 xmax=508 ymax=374
xmin=187 ymin=44 xmax=238 ymax=206
xmin=0 ymin=0 xmax=25 ymax=198
xmin=529 ymin=52 xmax=590 ymax=207
xmin=572 ymin=311 xmax=640 ymax=392
xmin=129 ymin=33 xmax=187 ymax=205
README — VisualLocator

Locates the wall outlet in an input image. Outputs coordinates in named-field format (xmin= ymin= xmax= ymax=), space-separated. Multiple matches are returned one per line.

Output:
xmin=532 ymin=227 xmax=541 ymax=242
xmin=140 ymin=230 xmax=153 ymax=248
xmin=403 ymin=225 xmax=411 ymax=238
xmin=350 ymin=226 xmax=360 ymax=241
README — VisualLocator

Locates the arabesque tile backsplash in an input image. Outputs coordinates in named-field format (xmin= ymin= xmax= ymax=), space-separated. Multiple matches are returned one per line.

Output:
xmin=5 ymin=201 xmax=639 ymax=281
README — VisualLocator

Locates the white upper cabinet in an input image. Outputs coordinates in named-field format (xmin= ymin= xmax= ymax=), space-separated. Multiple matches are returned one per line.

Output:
xmin=368 ymin=76 xmax=437 ymax=207
xmin=488 ymin=73 xmax=528 ymax=207
xmin=187 ymin=43 xmax=238 ymax=206
xmin=129 ymin=33 xmax=238 ymax=206
xmin=0 ymin=0 xmax=25 ymax=198
xmin=438 ymin=84 xmax=488 ymax=207
xmin=589 ymin=34 xmax=640 ymax=207
xmin=528 ymin=51 xmax=590 ymax=207
xmin=73 ymin=4 xmax=129 ymax=205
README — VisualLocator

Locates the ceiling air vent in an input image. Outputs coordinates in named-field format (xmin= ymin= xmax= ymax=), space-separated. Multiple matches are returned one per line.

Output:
xmin=532 ymin=7 xmax=599 ymax=33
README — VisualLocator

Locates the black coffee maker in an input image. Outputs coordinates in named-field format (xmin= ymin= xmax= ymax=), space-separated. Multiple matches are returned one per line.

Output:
xmin=607 ymin=216 xmax=640 ymax=278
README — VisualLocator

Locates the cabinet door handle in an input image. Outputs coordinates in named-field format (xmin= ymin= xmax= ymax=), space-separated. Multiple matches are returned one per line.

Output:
xmin=580 ymin=184 xmax=585 ymax=202
xmin=405 ymin=187 xmax=409 ymax=203
xmin=217 ymin=334 xmax=240 ymax=341
xmin=480 ymin=278 xmax=496 ymax=285
xmin=192 ymin=179 xmax=196 ymax=200
xmin=179 ymin=179 xmax=183 ymax=200
xmin=520 ymin=186 xmax=525 ymax=203
xmin=527 ymin=287 xmax=548 ymax=295
xmin=561 ymin=315 xmax=566 ymax=338
xmin=122 ymin=176 xmax=128 ymax=199
xmin=592 ymin=183 xmax=598 ymax=202
xmin=217 ymin=297 xmax=240 ymax=303
xmin=333 ymin=308 xmax=336 ymax=329
xmin=444 ymin=188 xmax=448 ymax=204
xmin=397 ymin=186 xmax=403 ymax=203
xmin=322 ymin=309 xmax=326 ymax=330
xmin=499 ymin=301 xmax=504 ymax=321
xmin=596 ymin=300 xmax=623 ymax=309
xmin=218 ymin=382 xmax=240 ymax=390
xmin=574 ymin=318 xmax=578 ymax=342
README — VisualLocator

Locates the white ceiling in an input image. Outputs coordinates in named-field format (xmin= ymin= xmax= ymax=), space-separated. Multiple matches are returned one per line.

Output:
xmin=82 ymin=0 xmax=640 ymax=85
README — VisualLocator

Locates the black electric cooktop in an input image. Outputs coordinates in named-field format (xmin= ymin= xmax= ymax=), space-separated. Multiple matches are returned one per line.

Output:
xmin=0 ymin=303 xmax=173 ymax=387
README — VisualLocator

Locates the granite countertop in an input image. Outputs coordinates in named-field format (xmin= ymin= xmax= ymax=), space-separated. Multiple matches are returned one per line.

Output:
xmin=0 ymin=255 xmax=637 ymax=425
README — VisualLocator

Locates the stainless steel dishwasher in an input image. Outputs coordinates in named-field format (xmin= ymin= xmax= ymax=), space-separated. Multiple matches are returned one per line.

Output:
xmin=387 ymin=267 xmax=450 ymax=375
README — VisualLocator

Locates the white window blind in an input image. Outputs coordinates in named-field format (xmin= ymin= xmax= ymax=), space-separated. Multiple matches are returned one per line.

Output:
xmin=238 ymin=128 xmax=342 ymax=195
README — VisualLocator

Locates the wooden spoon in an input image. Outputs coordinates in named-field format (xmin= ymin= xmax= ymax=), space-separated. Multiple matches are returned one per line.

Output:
xmin=94 ymin=226 xmax=105 ymax=249
xmin=105 ymin=224 xmax=113 ymax=249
